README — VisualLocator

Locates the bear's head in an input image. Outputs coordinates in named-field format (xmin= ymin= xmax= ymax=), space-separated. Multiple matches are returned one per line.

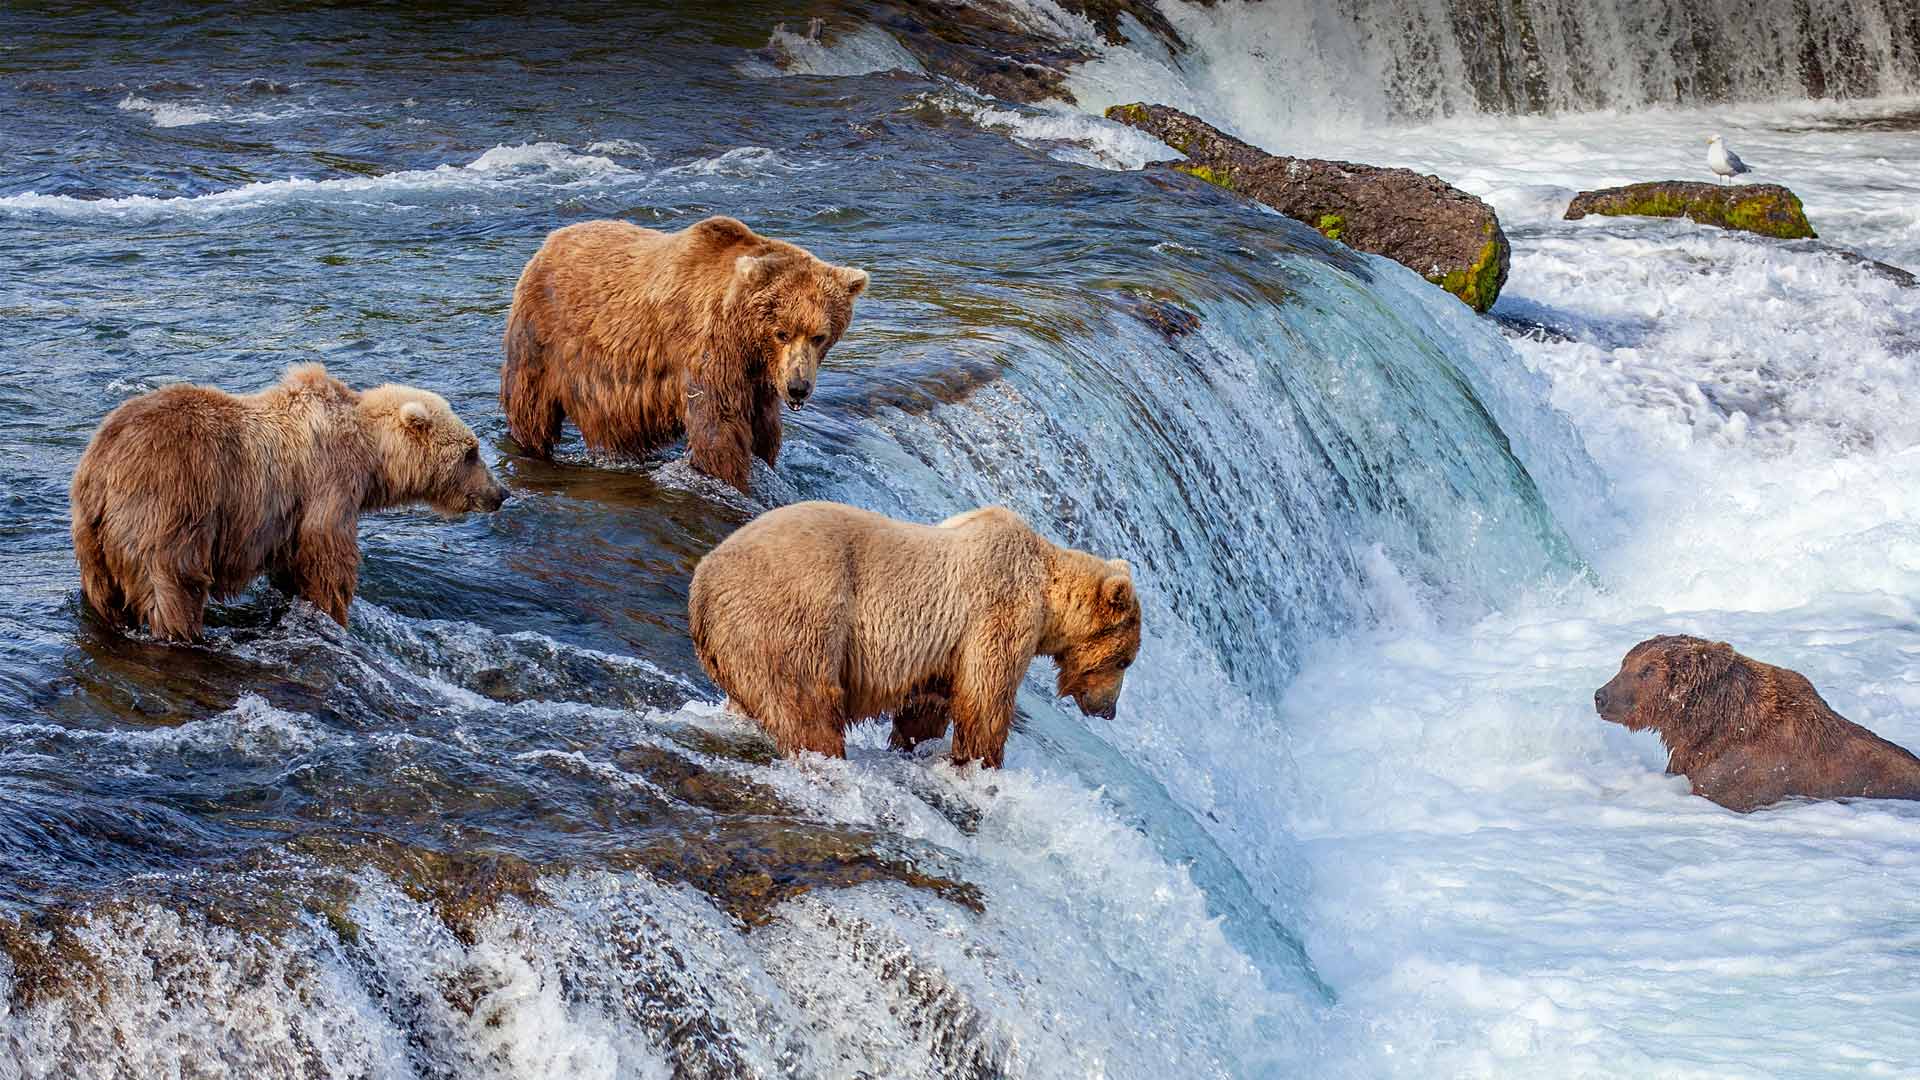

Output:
xmin=1054 ymin=558 xmax=1143 ymax=721
xmin=729 ymin=251 xmax=868 ymax=410
xmin=360 ymin=385 xmax=507 ymax=516
xmin=1594 ymin=634 xmax=1751 ymax=745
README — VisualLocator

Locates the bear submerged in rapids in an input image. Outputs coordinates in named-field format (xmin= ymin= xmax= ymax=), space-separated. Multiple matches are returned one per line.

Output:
xmin=500 ymin=215 xmax=868 ymax=495
xmin=1595 ymin=634 xmax=1920 ymax=812
xmin=70 ymin=363 xmax=505 ymax=642
xmin=688 ymin=501 xmax=1142 ymax=767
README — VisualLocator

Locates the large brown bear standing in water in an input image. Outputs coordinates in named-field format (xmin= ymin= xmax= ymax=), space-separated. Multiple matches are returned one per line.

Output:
xmin=70 ymin=364 xmax=505 ymax=642
xmin=688 ymin=501 xmax=1143 ymax=767
xmin=1595 ymin=635 xmax=1920 ymax=811
xmin=499 ymin=216 xmax=869 ymax=494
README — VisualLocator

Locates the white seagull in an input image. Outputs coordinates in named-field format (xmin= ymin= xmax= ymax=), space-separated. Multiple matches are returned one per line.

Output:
xmin=1706 ymin=134 xmax=1751 ymax=184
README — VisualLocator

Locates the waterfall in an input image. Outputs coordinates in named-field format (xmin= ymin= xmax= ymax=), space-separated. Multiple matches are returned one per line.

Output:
xmin=1054 ymin=0 xmax=1920 ymax=132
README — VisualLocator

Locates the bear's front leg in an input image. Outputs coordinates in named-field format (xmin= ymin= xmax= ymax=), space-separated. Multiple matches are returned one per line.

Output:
xmin=750 ymin=381 xmax=783 ymax=467
xmin=685 ymin=374 xmax=755 ymax=495
xmin=288 ymin=509 xmax=361 ymax=626
xmin=948 ymin=644 xmax=1024 ymax=769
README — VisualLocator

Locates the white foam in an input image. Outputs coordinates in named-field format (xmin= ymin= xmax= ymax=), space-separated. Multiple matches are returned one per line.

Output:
xmin=116 ymin=94 xmax=219 ymax=128
xmin=582 ymin=138 xmax=652 ymax=158
xmin=930 ymin=91 xmax=1180 ymax=170
xmin=744 ymin=21 xmax=925 ymax=79
xmin=0 ymin=694 xmax=324 ymax=769
xmin=663 ymin=145 xmax=810 ymax=178
xmin=1214 ymin=99 xmax=1920 ymax=1078
xmin=0 ymin=142 xmax=636 ymax=221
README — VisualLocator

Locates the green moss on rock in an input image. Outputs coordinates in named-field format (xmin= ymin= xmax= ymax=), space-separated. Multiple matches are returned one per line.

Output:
xmin=1105 ymin=100 xmax=1511 ymax=312
xmin=1174 ymin=162 xmax=1234 ymax=190
xmin=1426 ymin=225 xmax=1509 ymax=313
xmin=1564 ymin=181 xmax=1815 ymax=240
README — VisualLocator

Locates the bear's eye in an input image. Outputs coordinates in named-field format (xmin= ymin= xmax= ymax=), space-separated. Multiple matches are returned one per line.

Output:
xmin=775 ymin=329 xmax=792 ymax=344
xmin=811 ymin=333 xmax=827 ymax=348
xmin=1118 ymin=658 xmax=1132 ymax=671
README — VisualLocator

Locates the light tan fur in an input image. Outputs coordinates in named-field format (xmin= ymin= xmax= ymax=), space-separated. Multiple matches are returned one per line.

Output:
xmin=70 ymin=363 xmax=505 ymax=642
xmin=499 ymin=215 xmax=867 ymax=493
xmin=688 ymin=501 xmax=1142 ymax=767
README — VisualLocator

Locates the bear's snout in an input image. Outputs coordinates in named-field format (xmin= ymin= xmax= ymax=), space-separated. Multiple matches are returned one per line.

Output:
xmin=786 ymin=376 xmax=813 ymax=408
xmin=1593 ymin=676 xmax=1632 ymax=726
xmin=473 ymin=483 xmax=507 ymax=512
xmin=1069 ymin=681 xmax=1123 ymax=722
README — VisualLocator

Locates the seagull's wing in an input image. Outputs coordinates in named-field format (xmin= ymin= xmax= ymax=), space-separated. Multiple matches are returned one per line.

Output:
xmin=1727 ymin=149 xmax=1751 ymax=174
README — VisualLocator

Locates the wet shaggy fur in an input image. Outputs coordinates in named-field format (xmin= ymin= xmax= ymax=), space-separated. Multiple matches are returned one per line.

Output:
xmin=688 ymin=501 xmax=1142 ymax=767
xmin=1595 ymin=635 xmax=1920 ymax=812
xmin=500 ymin=215 xmax=868 ymax=493
xmin=70 ymin=363 xmax=506 ymax=642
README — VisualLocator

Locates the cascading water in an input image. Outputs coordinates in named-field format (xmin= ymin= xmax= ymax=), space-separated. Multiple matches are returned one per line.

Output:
xmin=5 ymin=1 xmax=1920 ymax=1077
xmin=1049 ymin=0 xmax=1920 ymax=128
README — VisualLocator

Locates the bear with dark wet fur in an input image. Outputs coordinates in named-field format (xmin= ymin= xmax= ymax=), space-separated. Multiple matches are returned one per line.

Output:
xmin=499 ymin=215 xmax=868 ymax=494
xmin=1594 ymin=634 xmax=1920 ymax=812
xmin=70 ymin=363 xmax=505 ymax=642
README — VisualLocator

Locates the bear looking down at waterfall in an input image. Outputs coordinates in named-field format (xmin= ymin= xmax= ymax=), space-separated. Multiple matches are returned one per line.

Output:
xmin=688 ymin=501 xmax=1142 ymax=767
xmin=1594 ymin=635 xmax=1920 ymax=811
xmin=499 ymin=215 xmax=868 ymax=494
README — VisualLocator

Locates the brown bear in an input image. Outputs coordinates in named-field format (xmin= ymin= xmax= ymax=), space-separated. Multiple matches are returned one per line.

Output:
xmin=70 ymin=363 xmax=505 ymax=642
xmin=688 ymin=501 xmax=1142 ymax=767
xmin=1594 ymin=635 xmax=1920 ymax=812
xmin=499 ymin=215 xmax=868 ymax=494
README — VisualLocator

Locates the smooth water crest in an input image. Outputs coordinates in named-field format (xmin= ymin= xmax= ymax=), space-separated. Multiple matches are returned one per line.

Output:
xmin=4 ymin=2 xmax=1920 ymax=1077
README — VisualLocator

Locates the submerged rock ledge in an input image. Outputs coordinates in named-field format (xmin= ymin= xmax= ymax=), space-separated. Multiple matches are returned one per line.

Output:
xmin=1105 ymin=102 xmax=1511 ymax=312
xmin=1564 ymin=181 xmax=1817 ymax=239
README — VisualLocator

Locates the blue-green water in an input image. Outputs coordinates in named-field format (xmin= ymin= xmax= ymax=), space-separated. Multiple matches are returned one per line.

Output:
xmin=0 ymin=4 xmax=1763 ymax=1075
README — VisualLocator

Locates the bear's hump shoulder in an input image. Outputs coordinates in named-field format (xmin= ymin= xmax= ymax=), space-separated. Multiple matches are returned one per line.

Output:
xmin=686 ymin=215 xmax=764 ymax=250
xmin=936 ymin=505 xmax=1031 ymax=532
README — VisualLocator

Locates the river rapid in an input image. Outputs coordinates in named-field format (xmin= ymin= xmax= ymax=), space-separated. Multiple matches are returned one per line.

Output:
xmin=3 ymin=3 xmax=1919 ymax=1078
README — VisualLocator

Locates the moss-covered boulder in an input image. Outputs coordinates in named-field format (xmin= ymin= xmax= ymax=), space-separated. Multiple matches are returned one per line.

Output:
xmin=1563 ymin=181 xmax=1816 ymax=239
xmin=1104 ymin=102 xmax=1511 ymax=312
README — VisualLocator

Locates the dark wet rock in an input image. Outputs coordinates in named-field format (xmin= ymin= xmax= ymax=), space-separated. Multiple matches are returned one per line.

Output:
xmin=287 ymin=834 xmax=548 ymax=946
xmin=815 ymin=354 xmax=1003 ymax=417
xmin=1493 ymin=312 xmax=1580 ymax=344
xmin=799 ymin=1 xmax=1187 ymax=104
xmin=1106 ymin=102 xmax=1511 ymax=311
xmin=859 ymin=0 xmax=1093 ymax=104
xmin=1799 ymin=242 xmax=1917 ymax=287
xmin=613 ymin=743 xmax=791 ymax=815
xmin=1053 ymin=0 xmax=1186 ymax=48
xmin=1128 ymin=296 xmax=1202 ymax=340
xmin=0 ymin=866 xmax=354 ymax=1007
xmin=611 ymin=822 xmax=983 ymax=927
xmin=1563 ymin=181 xmax=1817 ymax=239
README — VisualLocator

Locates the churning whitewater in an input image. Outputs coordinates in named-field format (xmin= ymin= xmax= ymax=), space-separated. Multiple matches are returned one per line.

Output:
xmin=3 ymin=2 xmax=1919 ymax=1078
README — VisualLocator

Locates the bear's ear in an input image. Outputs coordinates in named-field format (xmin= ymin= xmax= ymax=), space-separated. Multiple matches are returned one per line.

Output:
xmin=834 ymin=266 xmax=869 ymax=298
xmin=1100 ymin=573 xmax=1134 ymax=611
xmin=399 ymin=400 xmax=434 ymax=435
xmin=734 ymin=254 xmax=783 ymax=289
